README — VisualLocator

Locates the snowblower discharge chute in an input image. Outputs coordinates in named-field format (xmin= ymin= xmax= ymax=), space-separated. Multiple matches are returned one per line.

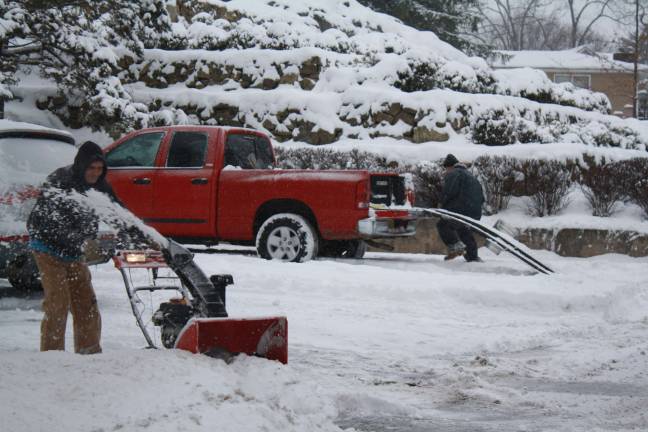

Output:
xmin=113 ymin=240 xmax=288 ymax=364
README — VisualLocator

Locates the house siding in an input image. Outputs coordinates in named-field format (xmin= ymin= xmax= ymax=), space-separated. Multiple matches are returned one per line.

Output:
xmin=545 ymin=71 xmax=634 ymax=116
xmin=591 ymin=73 xmax=634 ymax=116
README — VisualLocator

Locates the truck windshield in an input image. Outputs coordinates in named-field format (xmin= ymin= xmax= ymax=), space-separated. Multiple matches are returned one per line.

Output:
xmin=223 ymin=134 xmax=274 ymax=169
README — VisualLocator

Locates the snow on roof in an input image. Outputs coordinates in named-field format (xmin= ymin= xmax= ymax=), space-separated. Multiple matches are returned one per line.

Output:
xmin=490 ymin=47 xmax=648 ymax=72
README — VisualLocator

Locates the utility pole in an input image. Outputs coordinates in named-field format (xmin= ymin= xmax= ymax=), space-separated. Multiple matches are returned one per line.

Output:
xmin=0 ymin=42 xmax=4 ymax=120
xmin=634 ymin=0 xmax=640 ymax=118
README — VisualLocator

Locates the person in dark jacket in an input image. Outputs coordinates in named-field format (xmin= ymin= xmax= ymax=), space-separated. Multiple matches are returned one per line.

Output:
xmin=27 ymin=141 xmax=123 ymax=354
xmin=437 ymin=153 xmax=485 ymax=262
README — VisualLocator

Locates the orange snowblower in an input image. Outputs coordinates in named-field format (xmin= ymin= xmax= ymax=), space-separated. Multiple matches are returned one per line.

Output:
xmin=113 ymin=240 xmax=287 ymax=363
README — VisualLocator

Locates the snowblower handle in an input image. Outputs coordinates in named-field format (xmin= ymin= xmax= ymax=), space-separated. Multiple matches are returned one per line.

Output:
xmin=162 ymin=239 xmax=228 ymax=318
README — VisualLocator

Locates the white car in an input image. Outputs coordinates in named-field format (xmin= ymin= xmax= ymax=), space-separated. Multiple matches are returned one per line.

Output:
xmin=0 ymin=120 xmax=113 ymax=291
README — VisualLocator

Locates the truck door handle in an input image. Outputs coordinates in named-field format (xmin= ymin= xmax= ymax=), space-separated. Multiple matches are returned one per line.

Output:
xmin=133 ymin=177 xmax=151 ymax=185
xmin=191 ymin=178 xmax=208 ymax=185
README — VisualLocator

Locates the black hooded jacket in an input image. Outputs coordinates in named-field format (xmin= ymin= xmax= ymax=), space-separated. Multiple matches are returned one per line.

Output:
xmin=441 ymin=164 xmax=484 ymax=220
xmin=27 ymin=141 xmax=121 ymax=259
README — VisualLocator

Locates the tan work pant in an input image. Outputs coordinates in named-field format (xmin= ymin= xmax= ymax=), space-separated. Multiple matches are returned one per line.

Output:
xmin=33 ymin=252 xmax=102 ymax=354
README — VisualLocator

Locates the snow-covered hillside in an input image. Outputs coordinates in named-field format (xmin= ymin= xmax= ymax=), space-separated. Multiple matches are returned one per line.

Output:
xmin=5 ymin=0 xmax=648 ymax=153
xmin=129 ymin=0 xmax=646 ymax=150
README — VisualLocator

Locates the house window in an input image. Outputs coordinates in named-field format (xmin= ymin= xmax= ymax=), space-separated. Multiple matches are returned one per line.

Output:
xmin=553 ymin=73 xmax=591 ymax=89
xmin=572 ymin=75 xmax=591 ymax=89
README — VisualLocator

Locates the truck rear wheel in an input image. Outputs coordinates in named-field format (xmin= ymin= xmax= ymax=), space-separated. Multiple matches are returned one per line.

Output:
xmin=256 ymin=213 xmax=318 ymax=262
xmin=320 ymin=240 xmax=367 ymax=259
xmin=342 ymin=240 xmax=367 ymax=259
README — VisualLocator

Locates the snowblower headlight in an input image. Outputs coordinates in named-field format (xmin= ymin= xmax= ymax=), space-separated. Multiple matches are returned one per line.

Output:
xmin=124 ymin=252 xmax=147 ymax=263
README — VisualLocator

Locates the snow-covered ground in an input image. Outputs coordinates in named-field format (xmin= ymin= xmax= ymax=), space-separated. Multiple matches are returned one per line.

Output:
xmin=2 ymin=249 xmax=647 ymax=432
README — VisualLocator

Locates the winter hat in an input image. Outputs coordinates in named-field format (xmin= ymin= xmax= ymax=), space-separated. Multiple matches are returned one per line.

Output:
xmin=442 ymin=153 xmax=459 ymax=168
xmin=73 ymin=140 xmax=106 ymax=180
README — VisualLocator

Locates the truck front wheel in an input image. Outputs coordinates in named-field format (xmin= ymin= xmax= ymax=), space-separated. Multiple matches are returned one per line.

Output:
xmin=256 ymin=213 xmax=318 ymax=262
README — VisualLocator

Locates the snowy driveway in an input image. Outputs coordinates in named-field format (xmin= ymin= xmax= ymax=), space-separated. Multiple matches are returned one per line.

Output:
xmin=1 ymin=249 xmax=648 ymax=432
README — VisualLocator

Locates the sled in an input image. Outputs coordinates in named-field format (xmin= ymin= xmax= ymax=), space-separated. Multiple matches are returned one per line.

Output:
xmin=113 ymin=240 xmax=288 ymax=363
xmin=410 ymin=208 xmax=554 ymax=275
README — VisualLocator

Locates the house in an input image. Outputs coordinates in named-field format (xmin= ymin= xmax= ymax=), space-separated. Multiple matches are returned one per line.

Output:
xmin=489 ymin=47 xmax=648 ymax=118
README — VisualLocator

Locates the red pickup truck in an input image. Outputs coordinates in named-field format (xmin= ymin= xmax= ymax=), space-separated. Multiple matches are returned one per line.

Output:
xmin=104 ymin=126 xmax=416 ymax=262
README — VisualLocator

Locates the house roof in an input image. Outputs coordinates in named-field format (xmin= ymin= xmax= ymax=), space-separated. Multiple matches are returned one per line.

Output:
xmin=489 ymin=47 xmax=648 ymax=73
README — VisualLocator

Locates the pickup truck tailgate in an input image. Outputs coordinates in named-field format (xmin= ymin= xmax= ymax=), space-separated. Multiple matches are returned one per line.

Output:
xmin=370 ymin=174 xmax=406 ymax=207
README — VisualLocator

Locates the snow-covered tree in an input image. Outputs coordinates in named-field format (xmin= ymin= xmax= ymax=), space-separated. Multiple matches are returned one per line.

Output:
xmin=358 ymin=0 xmax=490 ymax=56
xmin=0 ymin=0 xmax=174 ymax=136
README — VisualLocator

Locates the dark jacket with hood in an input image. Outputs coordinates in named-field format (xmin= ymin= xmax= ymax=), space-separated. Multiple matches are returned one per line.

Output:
xmin=441 ymin=164 xmax=484 ymax=220
xmin=27 ymin=141 xmax=121 ymax=259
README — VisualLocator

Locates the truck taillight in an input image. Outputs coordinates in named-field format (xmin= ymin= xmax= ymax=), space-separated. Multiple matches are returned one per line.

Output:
xmin=406 ymin=188 xmax=415 ymax=206
xmin=356 ymin=180 xmax=370 ymax=209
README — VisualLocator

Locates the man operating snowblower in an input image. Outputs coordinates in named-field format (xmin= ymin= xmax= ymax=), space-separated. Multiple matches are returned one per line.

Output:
xmin=437 ymin=153 xmax=485 ymax=262
xmin=27 ymin=141 xmax=157 ymax=354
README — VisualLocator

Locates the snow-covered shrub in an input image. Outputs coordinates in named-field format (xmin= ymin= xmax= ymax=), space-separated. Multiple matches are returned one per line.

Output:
xmin=471 ymin=110 xmax=516 ymax=146
xmin=83 ymin=77 xmax=150 ymax=138
xmin=137 ymin=0 xmax=175 ymax=49
xmin=159 ymin=22 xmax=190 ymax=50
xmin=395 ymin=59 xmax=493 ymax=94
xmin=472 ymin=155 xmax=517 ymax=215
xmin=515 ymin=117 xmax=541 ymax=143
xmin=579 ymin=121 xmax=623 ymax=147
xmin=578 ymin=157 xmax=625 ymax=217
xmin=148 ymin=107 xmax=194 ymax=127
xmin=518 ymin=159 xmax=573 ymax=217
xmin=394 ymin=61 xmax=440 ymax=93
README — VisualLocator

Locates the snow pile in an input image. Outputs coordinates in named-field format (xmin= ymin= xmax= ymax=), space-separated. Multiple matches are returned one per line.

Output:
xmin=0 ymin=350 xmax=342 ymax=432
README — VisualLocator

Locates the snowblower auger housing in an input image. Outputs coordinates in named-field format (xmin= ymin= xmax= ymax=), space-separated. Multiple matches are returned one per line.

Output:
xmin=113 ymin=240 xmax=288 ymax=363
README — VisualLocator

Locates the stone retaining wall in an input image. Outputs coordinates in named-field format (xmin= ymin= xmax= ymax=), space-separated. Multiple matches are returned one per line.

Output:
xmin=518 ymin=228 xmax=648 ymax=257
xmin=368 ymin=218 xmax=648 ymax=257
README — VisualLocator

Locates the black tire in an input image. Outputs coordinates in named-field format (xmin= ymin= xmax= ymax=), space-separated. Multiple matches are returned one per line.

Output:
xmin=343 ymin=240 xmax=367 ymax=259
xmin=320 ymin=240 xmax=367 ymax=259
xmin=7 ymin=254 xmax=42 ymax=292
xmin=256 ymin=213 xmax=318 ymax=262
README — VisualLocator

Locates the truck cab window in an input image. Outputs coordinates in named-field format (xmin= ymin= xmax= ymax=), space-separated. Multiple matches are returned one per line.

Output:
xmin=223 ymin=134 xmax=274 ymax=169
xmin=167 ymin=132 xmax=207 ymax=168
xmin=106 ymin=132 xmax=164 ymax=168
